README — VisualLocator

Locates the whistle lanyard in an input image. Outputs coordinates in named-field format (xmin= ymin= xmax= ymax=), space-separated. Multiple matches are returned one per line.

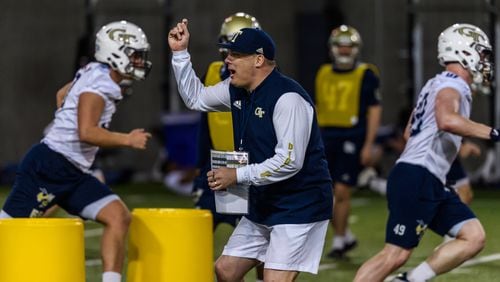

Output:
xmin=238 ymin=93 xmax=254 ymax=151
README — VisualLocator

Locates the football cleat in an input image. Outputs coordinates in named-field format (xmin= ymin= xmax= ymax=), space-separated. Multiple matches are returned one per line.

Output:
xmin=327 ymin=239 xmax=358 ymax=259
xmin=391 ymin=272 xmax=410 ymax=282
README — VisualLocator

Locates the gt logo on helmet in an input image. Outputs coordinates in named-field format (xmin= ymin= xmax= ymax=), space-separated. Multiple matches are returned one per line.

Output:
xmin=108 ymin=28 xmax=137 ymax=44
xmin=455 ymin=26 xmax=486 ymax=43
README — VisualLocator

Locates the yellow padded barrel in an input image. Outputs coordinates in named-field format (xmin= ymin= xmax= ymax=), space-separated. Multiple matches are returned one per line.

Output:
xmin=127 ymin=208 xmax=213 ymax=282
xmin=0 ymin=218 xmax=85 ymax=282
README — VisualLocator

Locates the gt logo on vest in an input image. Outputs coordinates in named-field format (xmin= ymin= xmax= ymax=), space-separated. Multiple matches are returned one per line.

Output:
xmin=255 ymin=107 xmax=265 ymax=118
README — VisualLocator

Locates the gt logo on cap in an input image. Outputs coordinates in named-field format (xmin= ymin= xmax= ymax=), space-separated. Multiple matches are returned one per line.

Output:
xmin=230 ymin=30 xmax=243 ymax=43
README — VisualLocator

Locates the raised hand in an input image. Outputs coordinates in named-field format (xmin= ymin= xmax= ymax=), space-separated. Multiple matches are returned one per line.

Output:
xmin=168 ymin=18 xmax=190 ymax=51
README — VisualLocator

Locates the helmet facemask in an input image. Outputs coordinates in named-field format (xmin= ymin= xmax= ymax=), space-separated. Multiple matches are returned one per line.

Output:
xmin=123 ymin=47 xmax=152 ymax=80
xmin=474 ymin=44 xmax=493 ymax=83
xmin=331 ymin=44 xmax=360 ymax=70
xmin=328 ymin=25 xmax=362 ymax=70
xmin=469 ymin=45 xmax=493 ymax=94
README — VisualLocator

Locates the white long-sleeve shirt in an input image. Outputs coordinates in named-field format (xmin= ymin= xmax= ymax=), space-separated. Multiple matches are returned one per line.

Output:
xmin=171 ymin=49 xmax=314 ymax=186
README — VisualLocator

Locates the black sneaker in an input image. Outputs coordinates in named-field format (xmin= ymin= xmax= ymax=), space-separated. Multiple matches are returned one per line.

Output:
xmin=392 ymin=272 xmax=410 ymax=282
xmin=344 ymin=239 xmax=358 ymax=252
xmin=327 ymin=248 xmax=346 ymax=259
xmin=326 ymin=239 xmax=358 ymax=259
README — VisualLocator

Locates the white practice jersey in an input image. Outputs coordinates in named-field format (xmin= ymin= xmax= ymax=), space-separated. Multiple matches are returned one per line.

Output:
xmin=397 ymin=71 xmax=471 ymax=184
xmin=43 ymin=62 xmax=122 ymax=172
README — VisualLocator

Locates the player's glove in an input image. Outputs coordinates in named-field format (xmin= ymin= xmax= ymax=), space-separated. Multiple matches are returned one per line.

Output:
xmin=490 ymin=128 xmax=500 ymax=142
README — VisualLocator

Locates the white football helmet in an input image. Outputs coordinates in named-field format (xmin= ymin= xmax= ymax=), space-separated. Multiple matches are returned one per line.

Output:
xmin=95 ymin=20 xmax=152 ymax=80
xmin=218 ymin=12 xmax=261 ymax=59
xmin=438 ymin=23 xmax=493 ymax=85
xmin=328 ymin=25 xmax=362 ymax=69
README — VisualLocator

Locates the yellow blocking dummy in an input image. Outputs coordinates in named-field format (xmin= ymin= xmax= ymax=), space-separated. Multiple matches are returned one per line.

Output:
xmin=127 ymin=208 xmax=213 ymax=282
xmin=0 ymin=218 xmax=85 ymax=282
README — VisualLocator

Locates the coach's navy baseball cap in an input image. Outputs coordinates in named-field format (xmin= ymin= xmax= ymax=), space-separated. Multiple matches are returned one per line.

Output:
xmin=218 ymin=28 xmax=276 ymax=60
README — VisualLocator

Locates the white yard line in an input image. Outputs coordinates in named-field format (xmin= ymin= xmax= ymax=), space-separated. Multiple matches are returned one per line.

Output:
xmin=384 ymin=253 xmax=500 ymax=281
xmin=84 ymin=228 xmax=103 ymax=238
xmin=318 ymin=262 xmax=338 ymax=271
xmin=84 ymin=228 xmax=104 ymax=267
xmin=85 ymin=259 xmax=102 ymax=267
xmin=460 ymin=253 xmax=500 ymax=267
xmin=351 ymin=197 xmax=371 ymax=207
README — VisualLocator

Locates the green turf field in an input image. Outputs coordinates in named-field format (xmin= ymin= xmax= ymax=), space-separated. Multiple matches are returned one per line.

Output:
xmin=1 ymin=183 xmax=499 ymax=281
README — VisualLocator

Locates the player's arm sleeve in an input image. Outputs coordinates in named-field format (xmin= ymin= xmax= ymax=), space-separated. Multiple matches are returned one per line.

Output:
xmin=171 ymin=50 xmax=231 ymax=112
xmin=236 ymin=92 xmax=313 ymax=186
